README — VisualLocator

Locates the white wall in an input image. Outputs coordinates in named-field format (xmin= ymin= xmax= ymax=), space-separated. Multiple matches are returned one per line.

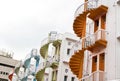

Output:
xmin=57 ymin=33 xmax=79 ymax=81
xmin=115 ymin=2 xmax=120 ymax=79
xmin=105 ymin=0 xmax=120 ymax=80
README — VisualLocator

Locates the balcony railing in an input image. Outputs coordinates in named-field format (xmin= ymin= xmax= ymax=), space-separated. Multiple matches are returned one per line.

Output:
xmin=74 ymin=0 xmax=99 ymax=17
xmin=36 ymin=55 xmax=60 ymax=72
xmin=79 ymin=71 xmax=105 ymax=81
xmin=71 ymin=40 xmax=82 ymax=54
xmin=41 ymin=34 xmax=63 ymax=47
xmin=71 ymin=29 xmax=108 ymax=53
xmin=82 ymin=29 xmax=108 ymax=49
xmin=41 ymin=37 xmax=49 ymax=47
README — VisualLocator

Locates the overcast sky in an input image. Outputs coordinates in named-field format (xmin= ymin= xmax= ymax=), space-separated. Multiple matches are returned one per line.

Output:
xmin=0 ymin=0 xmax=82 ymax=60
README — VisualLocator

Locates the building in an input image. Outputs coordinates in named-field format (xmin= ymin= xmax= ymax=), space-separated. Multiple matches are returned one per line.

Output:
xmin=0 ymin=50 xmax=19 ymax=81
xmin=12 ymin=49 xmax=40 ymax=81
xmin=69 ymin=0 xmax=120 ymax=81
xmin=36 ymin=31 xmax=79 ymax=81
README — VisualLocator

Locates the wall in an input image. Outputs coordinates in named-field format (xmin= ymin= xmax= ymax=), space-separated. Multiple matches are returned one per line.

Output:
xmin=105 ymin=0 xmax=119 ymax=80
xmin=57 ymin=33 xmax=79 ymax=81
xmin=115 ymin=1 xmax=120 ymax=79
xmin=0 ymin=56 xmax=19 ymax=80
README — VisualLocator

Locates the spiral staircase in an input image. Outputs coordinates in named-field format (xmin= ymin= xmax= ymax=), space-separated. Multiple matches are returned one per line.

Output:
xmin=36 ymin=33 xmax=62 ymax=81
xmin=69 ymin=50 xmax=84 ymax=78
xmin=73 ymin=1 xmax=108 ymax=38
xmin=69 ymin=0 xmax=108 ymax=80
xmin=11 ymin=49 xmax=40 ymax=81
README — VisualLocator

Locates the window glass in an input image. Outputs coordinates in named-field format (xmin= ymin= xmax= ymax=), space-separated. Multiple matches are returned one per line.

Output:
xmin=67 ymin=49 xmax=70 ymax=55
xmin=64 ymin=76 xmax=68 ymax=81
xmin=71 ymin=77 xmax=75 ymax=81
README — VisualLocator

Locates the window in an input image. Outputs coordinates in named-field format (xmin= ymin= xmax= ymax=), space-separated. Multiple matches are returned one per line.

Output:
xmin=94 ymin=19 xmax=99 ymax=32
xmin=67 ymin=49 xmax=70 ymax=55
xmin=71 ymin=77 xmax=75 ymax=81
xmin=68 ymin=41 xmax=71 ymax=45
xmin=95 ymin=20 xmax=99 ymax=26
xmin=65 ymin=69 xmax=68 ymax=73
xmin=93 ymin=56 xmax=97 ymax=63
xmin=6 ymin=73 xmax=8 ymax=75
xmin=64 ymin=76 xmax=68 ymax=81
xmin=0 ymin=71 xmax=8 ymax=75
xmin=100 ymin=53 xmax=105 ymax=60
xmin=0 ymin=71 xmax=2 ymax=74
xmin=3 ymin=72 xmax=5 ymax=75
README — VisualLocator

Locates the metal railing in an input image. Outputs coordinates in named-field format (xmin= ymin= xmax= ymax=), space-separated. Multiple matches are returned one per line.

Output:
xmin=71 ymin=40 xmax=82 ymax=54
xmin=41 ymin=37 xmax=49 ymax=47
xmin=36 ymin=55 xmax=60 ymax=72
xmin=41 ymin=34 xmax=63 ymax=47
xmin=79 ymin=71 xmax=105 ymax=81
xmin=82 ymin=29 xmax=108 ymax=49
xmin=74 ymin=0 xmax=99 ymax=17
xmin=71 ymin=29 xmax=108 ymax=53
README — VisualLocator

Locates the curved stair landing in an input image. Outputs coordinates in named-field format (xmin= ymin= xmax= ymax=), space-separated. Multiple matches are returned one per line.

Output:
xmin=69 ymin=50 xmax=84 ymax=78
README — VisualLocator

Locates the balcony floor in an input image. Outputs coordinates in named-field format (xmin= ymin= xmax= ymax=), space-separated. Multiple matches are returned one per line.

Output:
xmin=86 ymin=39 xmax=107 ymax=53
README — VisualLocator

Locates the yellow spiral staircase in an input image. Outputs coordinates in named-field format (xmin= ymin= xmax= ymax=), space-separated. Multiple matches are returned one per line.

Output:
xmin=36 ymin=34 xmax=62 ymax=81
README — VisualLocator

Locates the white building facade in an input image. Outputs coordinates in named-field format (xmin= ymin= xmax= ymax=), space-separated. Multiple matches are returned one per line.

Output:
xmin=0 ymin=50 xmax=19 ymax=81
xmin=36 ymin=32 xmax=79 ymax=81
xmin=69 ymin=0 xmax=120 ymax=81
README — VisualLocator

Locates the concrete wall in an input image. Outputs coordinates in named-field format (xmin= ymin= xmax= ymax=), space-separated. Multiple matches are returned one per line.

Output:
xmin=115 ymin=1 xmax=120 ymax=79
xmin=105 ymin=0 xmax=120 ymax=80
xmin=0 ymin=56 xmax=19 ymax=80
xmin=45 ymin=33 xmax=79 ymax=81
xmin=57 ymin=33 xmax=79 ymax=81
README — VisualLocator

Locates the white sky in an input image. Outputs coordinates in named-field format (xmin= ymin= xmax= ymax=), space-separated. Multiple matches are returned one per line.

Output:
xmin=0 ymin=0 xmax=82 ymax=60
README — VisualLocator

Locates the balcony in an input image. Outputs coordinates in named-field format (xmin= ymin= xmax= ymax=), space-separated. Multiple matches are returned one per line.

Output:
xmin=74 ymin=0 xmax=99 ymax=18
xmin=69 ymin=29 xmax=108 ymax=79
xmin=82 ymin=29 xmax=108 ymax=53
xmin=36 ymin=55 xmax=59 ymax=81
xmin=40 ymin=34 xmax=62 ymax=59
xmin=79 ymin=71 xmax=105 ymax=81
xmin=46 ymin=55 xmax=59 ymax=69
xmin=73 ymin=0 xmax=108 ymax=38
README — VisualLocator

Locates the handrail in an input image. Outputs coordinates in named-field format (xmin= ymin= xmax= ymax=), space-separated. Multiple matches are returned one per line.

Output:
xmin=74 ymin=0 xmax=99 ymax=17
xmin=36 ymin=54 xmax=59 ymax=72
xmin=71 ymin=29 xmax=108 ymax=53
xmin=79 ymin=71 xmax=105 ymax=81
xmin=81 ymin=29 xmax=108 ymax=40
xmin=71 ymin=40 xmax=82 ymax=54
xmin=82 ymin=29 xmax=108 ymax=49
xmin=41 ymin=33 xmax=63 ymax=47
xmin=41 ymin=37 xmax=49 ymax=47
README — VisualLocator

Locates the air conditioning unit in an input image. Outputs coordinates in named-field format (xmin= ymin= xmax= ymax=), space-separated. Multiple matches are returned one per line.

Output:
xmin=117 ymin=0 xmax=120 ymax=5
xmin=117 ymin=35 xmax=120 ymax=40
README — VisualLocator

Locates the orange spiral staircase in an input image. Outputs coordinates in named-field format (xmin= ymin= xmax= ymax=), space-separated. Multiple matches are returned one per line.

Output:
xmin=69 ymin=0 xmax=108 ymax=79
xmin=69 ymin=50 xmax=84 ymax=78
